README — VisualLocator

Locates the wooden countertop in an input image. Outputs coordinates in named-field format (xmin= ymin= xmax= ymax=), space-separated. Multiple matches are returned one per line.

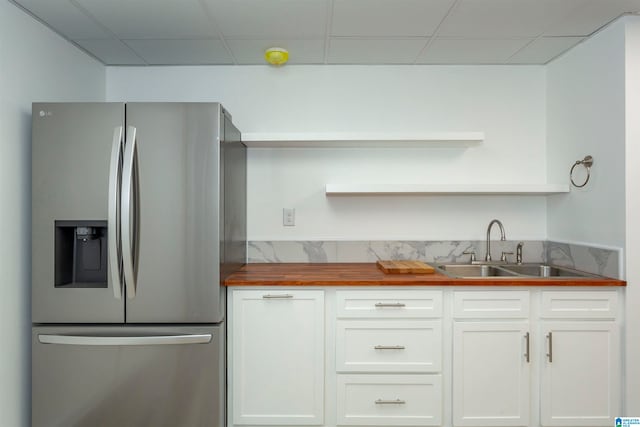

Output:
xmin=224 ymin=263 xmax=626 ymax=287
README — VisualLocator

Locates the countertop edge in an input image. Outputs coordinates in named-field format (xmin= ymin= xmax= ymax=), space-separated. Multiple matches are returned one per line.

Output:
xmin=224 ymin=263 xmax=626 ymax=287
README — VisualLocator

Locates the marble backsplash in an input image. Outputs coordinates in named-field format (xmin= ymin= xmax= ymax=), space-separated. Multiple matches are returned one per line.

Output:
xmin=248 ymin=240 xmax=621 ymax=279
xmin=545 ymin=240 xmax=620 ymax=279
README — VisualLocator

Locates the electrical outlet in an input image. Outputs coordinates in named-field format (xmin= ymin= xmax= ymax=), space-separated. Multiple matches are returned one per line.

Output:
xmin=283 ymin=208 xmax=295 ymax=226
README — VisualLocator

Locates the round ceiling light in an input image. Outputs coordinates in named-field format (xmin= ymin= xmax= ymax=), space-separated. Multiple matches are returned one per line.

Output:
xmin=264 ymin=47 xmax=289 ymax=66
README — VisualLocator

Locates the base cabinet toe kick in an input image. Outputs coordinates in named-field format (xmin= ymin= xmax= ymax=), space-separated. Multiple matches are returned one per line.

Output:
xmin=227 ymin=287 xmax=622 ymax=427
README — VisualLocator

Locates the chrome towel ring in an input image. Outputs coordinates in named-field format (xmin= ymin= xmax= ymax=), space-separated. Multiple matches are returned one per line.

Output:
xmin=570 ymin=155 xmax=593 ymax=188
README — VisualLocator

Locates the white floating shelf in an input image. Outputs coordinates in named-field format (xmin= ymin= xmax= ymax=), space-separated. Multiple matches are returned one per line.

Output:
xmin=242 ymin=132 xmax=484 ymax=148
xmin=325 ymin=184 xmax=570 ymax=195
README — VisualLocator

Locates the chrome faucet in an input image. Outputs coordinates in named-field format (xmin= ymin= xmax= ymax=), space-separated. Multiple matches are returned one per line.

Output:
xmin=485 ymin=219 xmax=506 ymax=262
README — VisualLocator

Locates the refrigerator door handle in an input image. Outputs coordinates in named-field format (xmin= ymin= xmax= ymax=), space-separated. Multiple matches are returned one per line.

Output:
xmin=38 ymin=334 xmax=212 ymax=346
xmin=122 ymin=126 xmax=138 ymax=299
xmin=108 ymin=126 xmax=124 ymax=300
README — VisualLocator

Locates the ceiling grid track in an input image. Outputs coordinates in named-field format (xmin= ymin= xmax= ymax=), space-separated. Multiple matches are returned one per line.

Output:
xmin=199 ymin=0 xmax=238 ymax=65
xmin=323 ymin=0 xmax=336 ymax=64
xmin=413 ymin=0 xmax=462 ymax=65
xmin=504 ymin=0 xmax=586 ymax=65
xmin=68 ymin=0 xmax=149 ymax=65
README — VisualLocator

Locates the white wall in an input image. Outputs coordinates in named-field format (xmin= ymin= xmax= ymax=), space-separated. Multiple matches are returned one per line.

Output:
xmin=546 ymin=20 xmax=626 ymax=249
xmin=107 ymin=65 xmax=549 ymax=241
xmin=0 ymin=3 xmax=105 ymax=426
xmin=624 ymin=15 xmax=640 ymax=415
xmin=546 ymin=15 xmax=639 ymax=414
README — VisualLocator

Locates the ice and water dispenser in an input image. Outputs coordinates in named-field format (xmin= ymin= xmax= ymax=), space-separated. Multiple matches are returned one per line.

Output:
xmin=54 ymin=220 xmax=108 ymax=288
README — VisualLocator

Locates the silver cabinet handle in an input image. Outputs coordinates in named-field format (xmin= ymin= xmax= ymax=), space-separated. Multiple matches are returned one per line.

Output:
xmin=121 ymin=126 xmax=138 ymax=299
xmin=546 ymin=332 xmax=553 ymax=363
xmin=262 ymin=294 xmax=294 ymax=299
xmin=375 ymin=399 xmax=406 ymax=405
xmin=38 ymin=334 xmax=212 ymax=346
xmin=374 ymin=345 xmax=406 ymax=350
xmin=375 ymin=302 xmax=406 ymax=308
xmin=524 ymin=332 xmax=530 ymax=363
xmin=108 ymin=126 xmax=124 ymax=301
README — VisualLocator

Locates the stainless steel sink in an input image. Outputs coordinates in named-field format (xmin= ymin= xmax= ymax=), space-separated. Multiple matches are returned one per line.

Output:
xmin=499 ymin=264 xmax=599 ymax=278
xmin=434 ymin=263 xmax=600 ymax=279
xmin=435 ymin=264 xmax=519 ymax=278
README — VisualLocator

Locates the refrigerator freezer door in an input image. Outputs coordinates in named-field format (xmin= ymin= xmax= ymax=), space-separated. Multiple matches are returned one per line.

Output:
xmin=32 ymin=103 xmax=125 ymax=323
xmin=124 ymin=103 xmax=224 ymax=323
xmin=32 ymin=325 xmax=225 ymax=427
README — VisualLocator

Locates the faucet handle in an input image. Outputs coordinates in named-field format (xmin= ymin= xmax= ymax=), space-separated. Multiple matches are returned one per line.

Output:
xmin=462 ymin=251 xmax=476 ymax=263
xmin=501 ymin=251 xmax=514 ymax=263
xmin=516 ymin=242 xmax=524 ymax=264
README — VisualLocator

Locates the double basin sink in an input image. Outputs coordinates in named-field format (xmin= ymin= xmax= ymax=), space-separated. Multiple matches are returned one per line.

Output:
xmin=434 ymin=263 xmax=600 ymax=279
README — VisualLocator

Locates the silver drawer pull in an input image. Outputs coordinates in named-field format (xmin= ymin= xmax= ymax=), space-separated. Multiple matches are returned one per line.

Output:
xmin=375 ymin=399 xmax=406 ymax=405
xmin=374 ymin=345 xmax=406 ymax=350
xmin=375 ymin=302 xmax=406 ymax=308
xmin=262 ymin=294 xmax=294 ymax=299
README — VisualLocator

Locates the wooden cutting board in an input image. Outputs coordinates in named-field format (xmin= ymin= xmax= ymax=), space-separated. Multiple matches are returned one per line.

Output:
xmin=376 ymin=260 xmax=435 ymax=274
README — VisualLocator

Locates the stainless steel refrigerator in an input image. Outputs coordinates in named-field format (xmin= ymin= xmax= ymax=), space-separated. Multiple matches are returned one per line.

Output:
xmin=31 ymin=102 xmax=246 ymax=427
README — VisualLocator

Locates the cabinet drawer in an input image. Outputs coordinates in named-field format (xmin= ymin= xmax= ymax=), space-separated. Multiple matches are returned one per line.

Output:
xmin=337 ymin=374 xmax=442 ymax=426
xmin=336 ymin=320 xmax=442 ymax=373
xmin=453 ymin=291 xmax=529 ymax=319
xmin=336 ymin=291 xmax=442 ymax=319
xmin=541 ymin=291 xmax=618 ymax=319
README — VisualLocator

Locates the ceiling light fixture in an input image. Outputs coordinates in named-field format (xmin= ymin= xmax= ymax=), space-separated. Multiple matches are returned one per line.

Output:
xmin=264 ymin=47 xmax=289 ymax=66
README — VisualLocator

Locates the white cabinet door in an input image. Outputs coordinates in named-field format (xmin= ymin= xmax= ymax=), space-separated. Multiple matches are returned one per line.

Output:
xmin=453 ymin=322 xmax=531 ymax=427
xmin=540 ymin=321 xmax=621 ymax=427
xmin=230 ymin=290 xmax=324 ymax=425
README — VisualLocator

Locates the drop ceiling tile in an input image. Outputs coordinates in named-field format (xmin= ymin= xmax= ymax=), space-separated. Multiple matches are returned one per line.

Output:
xmin=508 ymin=37 xmax=583 ymax=63
xmin=328 ymin=38 xmax=428 ymax=64
xmin=12 ymin=0 xmax=111 ymax=39
xmin=331 ymin=0 xmax=455 ymax=37
xmin=74 ymin=0 xmax=218 ymax=39
xmin=226 ymin=39 xmax=324 ymax=64
xmin=439 ymin=0 xmax=583 ymax=38
xmin=624 ymin=0 xmax=640 ymax=9
xmin=417 ymin=38 xmax=531 ymax=64
xmin=207 ymin=0 xmax=328 ymax=38
xmin=544 ymin=0 xmax=639 ymax=36
xmin=125 ymin=39 xmax=233 ymax=65
xmin=74 ymin=39 xmax=146 ymax=65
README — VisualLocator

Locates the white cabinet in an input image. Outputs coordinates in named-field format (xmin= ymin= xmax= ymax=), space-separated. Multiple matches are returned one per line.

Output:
xmin=336 ymin=290 xmax=442 ymax=319
xmin=229 ymin=290 xmax=325 ymax=425
xmin=336 ymin=320 xmax=442 ymax=373
xmin=337 ymin=374 xmax=443 ymax=426
xmin=452 ymin=292 xmax=531 ymax=427
xmin=452 ymin=290 xmax=621 ymax=427
xmin=540 ymin=292 xmax=621 ymax=427
xmin=335 ymin=290 xmax=443 ymax=427
xmin=453 ymin=322 xmax=531 ymax=427
xmin=228 ymin=287 xmax=623 ymax=427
